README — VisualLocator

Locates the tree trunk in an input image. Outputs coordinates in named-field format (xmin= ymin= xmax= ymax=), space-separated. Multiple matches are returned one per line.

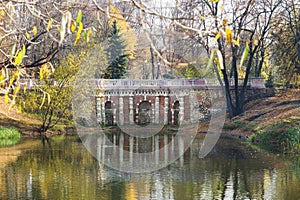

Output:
xmin=256 ymin=50 xmax=265 ymax=77
xmin=231 ymin=46 xmax=241 ymax=116
xmin=238 ymin=48 xmax=256 ymax=116
xmin=150 ymin=46 xmax=155 ymax=79
xmin=156 ymin=60 xmax=160 ymax=79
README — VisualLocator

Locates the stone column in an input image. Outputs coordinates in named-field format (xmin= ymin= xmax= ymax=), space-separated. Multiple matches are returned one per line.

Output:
xmin=164 ymin=97 xmax=169 ymax=125
xmin=101 ymin=99 xmax=106 ymax=125
xmin=129 ymin=96 xmax=134 ymax=124
xmin=135 ymin=106 xmax=139 ymax=123
xmin=155 ymin=96 xmax=160 ymax=124
xmin=185 ymin=95 xmax=190 ymax=122
xmin=171 ymin=107 xmax=174 ymax=124
xmin=96 ymin=97 xmax=102 ymax=124
xmin=179 ymin=96 xmax=185 ymax=124
xmin=113 ymin=104 xmax=117 ymax=126
xmin=189 ymin=94 xmax=195 ymax=123
xmin=119 ymin=97 xmax=124 ymax=125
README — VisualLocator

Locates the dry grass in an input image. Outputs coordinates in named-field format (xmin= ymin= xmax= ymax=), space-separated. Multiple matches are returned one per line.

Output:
xmin=0 ymin=96 xmax=40 ymax=134
xmin=224 ymin=89 xmax=300 ymax=136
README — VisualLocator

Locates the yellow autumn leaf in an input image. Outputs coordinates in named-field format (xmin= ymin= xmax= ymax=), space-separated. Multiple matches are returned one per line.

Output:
xmin=216 ymin=49 xmax=224 ymax=70
xmin=1 ymin=68 xmax=5 ymax=77
xmin=71 ymin=22 xmax=76 ymax=33
xmin=225 ymin=27 xmax=233 ymax=45
xmin=14 ymin=70 xmax=19 ymax=79
xmin=39 ymin=64 xmax=51 ymax=80
xmin=39 ymin=93 xmax=46 ymax=109
xmin=14 ymin=51 xmax=21 ymax=66
xmin=9 ymin=76 xmax=14 ymax=86
xmin=0 ymin=74 xmax=4 ymax=87
xmin=13 ymin=85 xmax=20 ymax=95
xmin=214 ymin=32 xmax=221 ymax=42
xmin=209 ymin=0 xmax=219 ymax=2
xmin=14 ymin=45 xmax=26 ymax=67
xmin=85 ymin=28 xmax=93 ymax=43
xmin=26 ymin=32 xmax=31 ymax=39
xmin=4 ymin=93 xmax=9 ymax=104
xmin=74 ymin=22 xmax=83 ymax=46
xmin=47 ymin=93 xmax=51 ymax=105
xmin=38 ymin=92 xmax=50 ymax=109
xmin=201 ymin=16 xmax=206 ymax=21
xmin=33 ymin=26 xmax=38 ymax=36
xmin=0 ymin=9 xmax=5 ymax=19
xmin=23 ymin=85 xmax=27 ymax=93
xmin=17 ymin=105 xmax=22 ymax=113
xmin=76 ymin=10 xmax=82 ymax=25
xmin=238 ymin=69 xmax=246 ymax=78
xmin=47 ymin=18 xmax=54 ymax=32
xmin=222 ymin=19 xmax=228 ymax=26
xmin=233 ymin=35 xmax=240 ymax=46
xmin=39 ymin=67 xmax=44 ymax=80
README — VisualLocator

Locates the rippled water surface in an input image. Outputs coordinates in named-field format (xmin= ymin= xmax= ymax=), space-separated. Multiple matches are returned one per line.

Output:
xmin=1 ymin=135 xmax=300 ymax=200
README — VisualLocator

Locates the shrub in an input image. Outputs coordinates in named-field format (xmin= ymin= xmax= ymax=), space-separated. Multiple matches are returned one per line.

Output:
xmin=249 ymin=122 xmax=300 ymax=153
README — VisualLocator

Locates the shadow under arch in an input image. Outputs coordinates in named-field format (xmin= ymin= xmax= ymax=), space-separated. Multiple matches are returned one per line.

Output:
xmin=105 ymin=101 xmax=114 ymax=126
xmin=138 ymin=100 xmax=152 ymax=126
xmin=173 ymin=100 xmax=180 ymax=125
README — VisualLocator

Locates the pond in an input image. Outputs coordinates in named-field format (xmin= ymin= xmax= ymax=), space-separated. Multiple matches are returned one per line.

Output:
xmin=1 ymin=134 xmax=300 ymax=200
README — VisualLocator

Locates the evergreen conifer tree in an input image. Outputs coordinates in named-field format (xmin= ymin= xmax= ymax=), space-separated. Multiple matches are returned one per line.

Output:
xmin=103 ymin=20 xmax=128 ymax=79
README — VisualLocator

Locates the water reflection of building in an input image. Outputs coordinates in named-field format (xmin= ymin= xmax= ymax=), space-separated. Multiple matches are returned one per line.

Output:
xmin=93 ymin=136 xmax=294 ymax=200
xmin=89 ymin=129 xmax=195 ymax=173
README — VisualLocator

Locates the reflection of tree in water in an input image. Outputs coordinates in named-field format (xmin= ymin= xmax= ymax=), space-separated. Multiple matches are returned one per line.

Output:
xmin=138 ymin=101 xmax=151 ymax=126
xmin=1 ymin=137 xmax=300 ymax=199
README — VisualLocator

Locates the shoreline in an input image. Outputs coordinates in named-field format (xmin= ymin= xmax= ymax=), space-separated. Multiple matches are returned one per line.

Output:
xmin=1 ymin=89 xmax=300 ymax=152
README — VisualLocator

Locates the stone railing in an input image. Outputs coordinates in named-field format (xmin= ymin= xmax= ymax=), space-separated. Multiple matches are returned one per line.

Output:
xmin=95 ymin=78 xmax=265 ymax=90
xmin=13 ymin=78 xmax=265 ymax=91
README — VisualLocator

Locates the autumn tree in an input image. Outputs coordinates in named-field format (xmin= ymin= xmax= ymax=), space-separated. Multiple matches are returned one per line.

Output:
xmin=271 ymin=0 xmax=300 ymax=87
xmin=130 ymin=0 xmax=282 ymax=117
xmin=0 ymin=0 xmax=111 ymax=104
xmin=19 ymin=36 xmax=107 ymax=137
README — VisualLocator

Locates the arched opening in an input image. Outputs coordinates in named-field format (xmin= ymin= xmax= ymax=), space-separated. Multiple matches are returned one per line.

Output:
xmin=138 ymin=101 xmax=151 ymax=126
xmin=173 ymin=101 xmax=180 ymax=125
xmin=105 ymin=101 xmax=114 ymax=125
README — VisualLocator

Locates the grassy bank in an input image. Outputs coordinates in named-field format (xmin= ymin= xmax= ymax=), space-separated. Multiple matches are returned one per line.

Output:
xmin=0 ymin=127 xmax=21 ymax=147
xmin=224 ymin=89 xmax=300 ymax=153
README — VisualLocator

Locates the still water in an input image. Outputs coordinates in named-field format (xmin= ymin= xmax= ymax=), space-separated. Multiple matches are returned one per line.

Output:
xmin=1 ymin=134 xmax=300 ymax=200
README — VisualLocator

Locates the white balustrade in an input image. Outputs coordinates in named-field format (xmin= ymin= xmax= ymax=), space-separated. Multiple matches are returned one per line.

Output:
xmin=18 ymin=78 xmax=265 ymax=90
